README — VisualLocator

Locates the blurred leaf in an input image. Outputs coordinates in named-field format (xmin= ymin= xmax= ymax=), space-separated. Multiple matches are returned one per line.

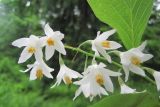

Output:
xmin=87 ymin=0 xmax=153 ymax=49
xmin=89 ymin=92 xmax=160 ymax=107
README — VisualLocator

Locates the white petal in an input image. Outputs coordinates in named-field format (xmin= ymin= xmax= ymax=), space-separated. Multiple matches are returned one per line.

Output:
xmin=97 ymin=31 xmax=101 ymax=36
xmin=40 ymin=36 xmax=47 ymax=47
xmin=12 ymin=38 xmax=29 ymax=48
xmin=106 ymin=41 xmax=122 ymax=50
xmin=55 ymin=66 xmax=66 ymax=86
xmin=51 ymin=81 xmax=58 ymax=88
xmin=45 ymin=46 xmax=55 ymax=60
xmin=102 ymin=68 xmax=122 ymax=77
xmin=42 ymin=64 xmax=53 ymax=79
xmin=20 ymin=69 xmax=30 ymax=73
xmin=91 ymin=41 xmax=97 ymax=52
xmin=131 ymin=49 xmax=145 ymax=57
xmin=74 ymin=74 xmax=91 ymax=85
xmin=18 ymin=47 xmax=32 ymax=63
xmin=34 ymin=48 xmax=43 ymax=62
xmin=54 ymin=41 xmax=66 ymax=55
xmin=100 ymin=87 xmax=108 ymax=95
xmin=74 ymin=83 xmax=91 ymax=98
xmin=82 ymin=83 xmax=91 ymax=98
xmin=104 ymin=75 xmax=114 ymax=92
xmin=73 ymin=88 xmax=82 ymax=101
xmin=122 ymin=65 xmax=130 ymax=82
xmin=29 ymin=67 xmax=37 ymax=80
xmin=54 ymin=31 xmax=64 ymax=40
xmin=94 ymin=51 xmax=100 ymax=57
xmin=141 ymin=54 xmax=153 ymax=62
xmin=99 ymin=63 xmax=106 ymax=68
xmin=27 ymin=63 xmax=35 ymax=68
xmin=90 ymin=80 xmax=98 ymax=96
xmin=153 ymin=71 xmax=160 ymax=91
xmin=43 ymin=70 xmax=53 ymax=79
xmin=20 ymin=64 xmax=34 ymax=72
xmin=95 ymin=44 xmax=112 ymax=63
xmin=120 ymin=52 xmax=132 ymax=66
xmin=66 ymin=66 xmax=83 ymax=78
xmin=89 ymin=96 xmax=94 ymax=102
xmin=44 ymin=23 xmax=54 ymax=36
xmin=129 ymin=65 xmax=146 ymax=77
xmin=121 ymin=84 xmax=136 ymax=94
xmin=137 ymin=41 xmax=147 ymax=51
xmin=96 ymin=29 xmax=116 ymax=41
xmin=29 ymin=35 xmax=39 ymax=43
xmin=42 ymin=61 xmax=54 ymax=72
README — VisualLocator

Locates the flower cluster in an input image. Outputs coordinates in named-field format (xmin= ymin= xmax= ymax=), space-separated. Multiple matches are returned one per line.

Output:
xmin=12 ymin=23 xmax=160 ymax=101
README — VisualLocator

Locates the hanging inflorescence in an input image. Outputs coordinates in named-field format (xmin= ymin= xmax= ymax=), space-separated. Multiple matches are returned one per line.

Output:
xmin=12 ymin=23 xmax=160 ymax=101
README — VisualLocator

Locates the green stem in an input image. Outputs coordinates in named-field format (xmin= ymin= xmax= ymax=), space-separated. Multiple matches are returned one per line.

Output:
xmin=84 ymin=55 xmax=88 ymax=71
xmin=78 ymin=40 xmax=91 ymax=48
xmin=142 ymin=67 xmax=155 ymax=75
xmin=65 ymin=45 xmax=121 ymax=67
xmin=144 ymin=76 xmax=156 ymax=85
xmin=72 ymin=40 xmax=91 ymax=61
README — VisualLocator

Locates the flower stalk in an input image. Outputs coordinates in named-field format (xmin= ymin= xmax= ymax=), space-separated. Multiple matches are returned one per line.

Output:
xmin=65 ymin=45 xmax=122 ymax=67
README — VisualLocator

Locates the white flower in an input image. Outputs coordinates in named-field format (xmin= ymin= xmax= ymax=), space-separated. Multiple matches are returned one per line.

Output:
xmin=120 ymin=84 xmax=136 ymax=94
xmin=12 ymin=35 xmax=43 ymax=63
xmin=120 ymin=41 xmax=153 ymax=82
xmin=92 ymin=30 xmax=122 ymax=63
xmin=40 ymin=23 xmax=66 ymax=60
xmin=153 ymin=71 xmax=160 ymax=91
xmin=20 ymin=61 xmax=54 ymax=80
xmin=51 ymin=64 xmax=82 ymax=88
xmin=73 ymin=62 xmax=121 ymax=101
xmin=118 ymin=77 xmax=138 ymax=94
xmin=74 ymin=82 xmax=107 ymax=102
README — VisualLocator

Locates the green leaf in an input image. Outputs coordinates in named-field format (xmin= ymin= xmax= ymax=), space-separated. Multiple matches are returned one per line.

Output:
xmin=89 ymin=93 xmax=160 ymax=107
xmin=87 ymin=0 xmax=153 ymax=49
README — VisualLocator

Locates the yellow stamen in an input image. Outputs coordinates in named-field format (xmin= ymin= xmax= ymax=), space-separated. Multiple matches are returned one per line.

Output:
xmin=101 ymin=41 xmax=110 ymax=48
xmin=131 ymin=56 xmax=141 ymax=65
xmin=96 ymin=73 xmax=104 ymax=86
xmin=36 ymin=69 xmax=43 ymax=79
xmin=47 ymin=38 xmax=55 ymax=46
xmin=64 ymin=76 xmax=72 ymax=85
xmin=28 ymin=47 xmax=36 ymax=53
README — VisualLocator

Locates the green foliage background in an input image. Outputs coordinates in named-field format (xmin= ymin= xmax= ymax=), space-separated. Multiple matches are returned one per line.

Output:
xmin=0 ymin=0 xmax=160 ymax=107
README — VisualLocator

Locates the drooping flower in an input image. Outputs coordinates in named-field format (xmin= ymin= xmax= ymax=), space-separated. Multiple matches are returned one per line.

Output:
xmin=121 ymin=84 xmax=136 ymax=94
xmin=73 ymin=62 xmax=121 ymax=101
xmin=12 ymin=35 xmax=43 ymax=63
xmin=51 ymin=55 xmax=82 ymax=88
xmin=118 ymin=77 xmax=141 ymax=94
xmin=74 ymin=81 xmax=107 ymax=102
xmin=91 ymin=30 xmax=122 ymax=63
xmin=40 ymin=23 xmax=66 ymax=60
xmin=153 ymin=71 xmax=160 ymax=91
xmin=120 ymin=41 xmax=153 ymax=82
xmin=20 ymin=61 xmax=54 ymax=80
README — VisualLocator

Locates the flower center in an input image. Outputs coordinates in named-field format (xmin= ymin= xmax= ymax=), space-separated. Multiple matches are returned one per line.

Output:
xmin=47 ymin=37 xmax=55 ymax=46
xmin=64 ymin=76 xmax=72 ymax=85
xmin=96 ymin=73 xmax=104 ymax=86
xmin=130 ymin=56 xmax=141 ymax=65
xmin=36 ymin=69 xmax=43 ymax=79
xmin=101 ymin=41 xmax=110 ymax=48
xmin=28 ymin=47 xmax=36 ymax=53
